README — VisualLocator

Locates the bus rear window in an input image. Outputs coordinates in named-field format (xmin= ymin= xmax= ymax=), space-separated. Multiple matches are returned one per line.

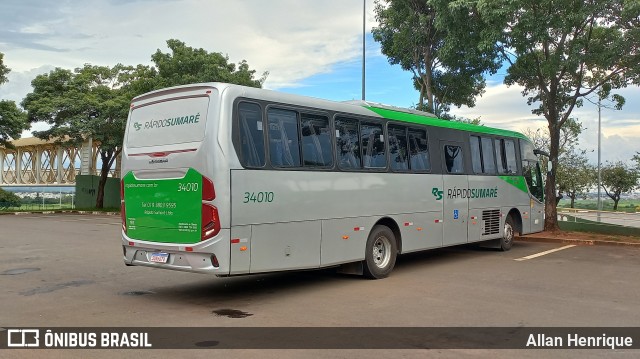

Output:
xmin=127 ymin=96 xmax=210 ymax=148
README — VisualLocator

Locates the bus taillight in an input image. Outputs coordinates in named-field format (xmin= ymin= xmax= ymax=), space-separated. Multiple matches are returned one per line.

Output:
xmin=201 ymin=204 xmax=220 ymax=241
xmin=202 ymin=175 xmax=215 ymax=201
xmin=120 ymin=179 xmax=126 ymax=233
xmin=201 ymin=175 xmax=218 ymax=240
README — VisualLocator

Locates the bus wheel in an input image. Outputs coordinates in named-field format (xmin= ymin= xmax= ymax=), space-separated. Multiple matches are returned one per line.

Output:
xmin=363 ymin=225 xmax=397 ymax=279
xmin=500 ymin=216 xmax=515 ymax=251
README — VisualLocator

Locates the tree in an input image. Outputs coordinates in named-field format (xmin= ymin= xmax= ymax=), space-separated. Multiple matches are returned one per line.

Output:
xmin=556 ymin=150 xmax=596 ymax=208
xmin=476 ymin=0 xmax=640 ymax=230
xmin=372 ymin=0 xmax=501 ymax=117
xmin=601 ymin=161 xmax=639 ymax=210
xmin=22 ymin=64 xmax=135 ymax=208
xmin=0 ymin=52 xmax=9 ymax=84
xmin=151 ymin=39 xmax=267 ymax=89
xmin=0 ymin=52 xmax=29 ymax=148
xmin=523 ymin=117 xmax=584 ymax=200
xmin=21 ymin=40 xmax=267 ymax=208
xmin=0 ymin=188 xmax=21 ymax=208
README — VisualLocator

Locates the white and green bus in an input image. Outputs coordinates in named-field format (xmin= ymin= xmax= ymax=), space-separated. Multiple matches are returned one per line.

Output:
xmin=121 ymin=82 xmax=545 ymax=279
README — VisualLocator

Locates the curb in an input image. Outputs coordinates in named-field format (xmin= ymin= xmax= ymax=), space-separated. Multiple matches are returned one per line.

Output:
xmin=516 ymin=236 xmax=640 ymax=247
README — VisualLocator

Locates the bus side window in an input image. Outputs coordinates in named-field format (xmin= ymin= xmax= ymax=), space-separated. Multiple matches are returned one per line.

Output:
xmin=301 ymin=113 xmax=332 ymax=167
xmin=408 ymin=128 xmax=430 ymax=171
xmin=470 ymin=136 xmax=496 ymax=174
xmin=268 ymin=108 xmax=301 ymax=168
xmin=335 ymin=117 xmax=361 ymax=170
xmin=504 ymin=139 xmax=517 ymax=174
xmin=495 ymin=139 xmax=507 ymax=174
xmin=238 ymin=102 xmax=265 ymax=167
xmin=444 ymin=145 xmax=464 ymax=174
xmin=361 ymin=122 xmax=386 ymax=169
xmin=389 ymin=125 xmax=409 ymax=171
xmin=470 ymin=136 xmax=483 ymax=173
xmin=481 ymin=137 xmax=496 ymax=174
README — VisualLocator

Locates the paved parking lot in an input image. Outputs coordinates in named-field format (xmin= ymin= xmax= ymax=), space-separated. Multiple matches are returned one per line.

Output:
xmin=1 ymin=213 xmax=639 ymax=358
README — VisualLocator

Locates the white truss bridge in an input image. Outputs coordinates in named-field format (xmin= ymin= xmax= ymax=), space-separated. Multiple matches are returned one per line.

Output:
xmin=1 ymin=137 xmax=120 ymax=187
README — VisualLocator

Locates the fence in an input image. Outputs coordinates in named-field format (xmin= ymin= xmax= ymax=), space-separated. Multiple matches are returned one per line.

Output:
xmin=0 ymin=199 xmax=76 ymax=212
xmin=558 ymin=207 xmax=640 ymax=236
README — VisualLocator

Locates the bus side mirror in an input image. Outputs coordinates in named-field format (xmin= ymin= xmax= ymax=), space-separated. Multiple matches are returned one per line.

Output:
xmin=533 ymin=149 xmax=549 ymax=157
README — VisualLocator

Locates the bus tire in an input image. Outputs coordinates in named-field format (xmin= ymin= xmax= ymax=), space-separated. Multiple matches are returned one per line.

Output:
xmin=500 ymin=216 xmax=515 ymax=251
xmin=363 ymin=225 xmax=397 ymax=279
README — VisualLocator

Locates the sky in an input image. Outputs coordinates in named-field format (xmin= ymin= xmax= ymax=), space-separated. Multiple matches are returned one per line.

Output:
xmin=1 ymin=0 xmax=639 ymax=166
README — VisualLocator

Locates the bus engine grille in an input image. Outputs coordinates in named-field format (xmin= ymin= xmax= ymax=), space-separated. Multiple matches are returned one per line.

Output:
xmin=482 ymin=209 xmax=501 ymax=235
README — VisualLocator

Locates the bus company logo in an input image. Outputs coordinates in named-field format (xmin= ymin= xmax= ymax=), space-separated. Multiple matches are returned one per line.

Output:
xmin=432 ymin=188 xmax=443 ymax=201
xmin=7 ymin=329 xmax=40 ymax=347
xmin=133 ymin=122 xmax=142 ymax=131
xmin=141 ymin=113 xmax=201 ymax=131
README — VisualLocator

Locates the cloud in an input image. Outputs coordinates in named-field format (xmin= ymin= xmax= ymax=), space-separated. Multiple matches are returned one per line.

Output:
xmin=1 ymin=0 xmax=638 ymax=164
xmin=0 ymin=65 xmax=54 ymax=103
xmin=2 ymin=0 xmax=379 ymax=86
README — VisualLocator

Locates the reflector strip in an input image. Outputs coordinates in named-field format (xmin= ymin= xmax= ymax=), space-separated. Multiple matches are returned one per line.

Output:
xmin=129 ymin=148 xmax=197 ymax=157
xmin=354 ymin=227 xmax=365 ymax=231
xmin=231 ymin=238 xmax=241 ymax=244
xmin=128 ymin=241 xmax=134 ymax=246
xmin=185 ymin=247 xmax=193 ymax=252
xmin=404 ymin=222 xmax=413 ymax=226
xmin=434 ymin=220 xmax=443 ymax=223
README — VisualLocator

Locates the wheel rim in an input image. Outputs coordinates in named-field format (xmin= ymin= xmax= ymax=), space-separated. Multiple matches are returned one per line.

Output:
xmin=504 ymin=222 xmax=513 ymax=245
xmin=372 ymin=235 xmax=392 ymax=269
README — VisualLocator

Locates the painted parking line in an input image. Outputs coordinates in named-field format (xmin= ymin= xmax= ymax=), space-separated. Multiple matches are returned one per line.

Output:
xmin=514 ymin=245 xmax=576 ymax=261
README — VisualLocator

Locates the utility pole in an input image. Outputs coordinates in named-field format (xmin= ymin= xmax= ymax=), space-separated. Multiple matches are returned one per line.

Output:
xmin=362 ymin=0 xmax=366 ymax=101
xmin=597 ymin=98 xmax=602 ymax=222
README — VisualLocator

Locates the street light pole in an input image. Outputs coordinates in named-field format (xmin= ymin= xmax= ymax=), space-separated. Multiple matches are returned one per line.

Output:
xmin=597 ymin=97 xmax=602 ymax=222
xmin=362 ymin=0 xmax=366 ymax=101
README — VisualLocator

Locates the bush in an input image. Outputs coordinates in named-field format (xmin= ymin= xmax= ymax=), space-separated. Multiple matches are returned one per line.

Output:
xmin=0 ymin=188 xmax=21 ymax=208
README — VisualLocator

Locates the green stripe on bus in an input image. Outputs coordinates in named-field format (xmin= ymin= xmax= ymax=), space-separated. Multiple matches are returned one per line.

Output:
xmin=364 ymin=106 xmax=528 ymax=140
xmin=499 ymin=175 xmax=529 ymax=194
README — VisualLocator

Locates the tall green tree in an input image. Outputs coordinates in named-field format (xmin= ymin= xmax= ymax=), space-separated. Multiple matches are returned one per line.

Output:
xmin=475 ymin=0 xmax=640 ymax=230
xmin=372 ymin=0 xmax=501 ymax=117
xmin=21 ymin=40 xmax=267 ymax=207
xmin=22 ymin=64 xmax=136 ymax=208
xmin=151 ymin=39 xmax=267 ymax=88
xmin=0 ymin=52 xmax=29 ymax=148
xmin=601 ymin=161 xmax=639 ymax=210
xmin=556 ymin=150 xmax=596 ymax=208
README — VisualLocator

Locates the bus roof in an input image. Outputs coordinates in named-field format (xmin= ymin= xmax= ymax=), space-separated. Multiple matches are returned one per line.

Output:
xmin=133 ymin=82 xmax=529 ymax=141
xmin=358 ymin=104 xmax=528 ymax=141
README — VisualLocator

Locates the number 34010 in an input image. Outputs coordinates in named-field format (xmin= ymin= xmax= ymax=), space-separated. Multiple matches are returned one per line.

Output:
xmin=243 ymin=191 xmax=274 ymax=203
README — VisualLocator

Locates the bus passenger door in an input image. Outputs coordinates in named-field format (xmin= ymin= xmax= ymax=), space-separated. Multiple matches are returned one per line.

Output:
xmin=441 ymin=142 xmax=469 ymax=246
xmin=525 ymin=161 xmax=545 ymax=233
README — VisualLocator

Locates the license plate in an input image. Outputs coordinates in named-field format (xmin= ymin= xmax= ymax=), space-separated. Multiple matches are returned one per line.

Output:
xmin=149 ymin=252 xmax=169 ymax=263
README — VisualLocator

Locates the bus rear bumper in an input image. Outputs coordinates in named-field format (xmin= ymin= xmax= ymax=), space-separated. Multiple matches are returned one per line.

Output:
xmin=121 ymin=229 xmax=231 ymax=275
